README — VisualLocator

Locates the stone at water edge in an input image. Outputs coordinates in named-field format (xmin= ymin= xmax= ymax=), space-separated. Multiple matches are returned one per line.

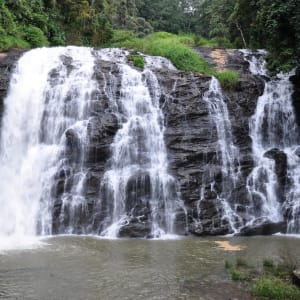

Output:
xmin=236 ymin=220 xmax=287 ymax=236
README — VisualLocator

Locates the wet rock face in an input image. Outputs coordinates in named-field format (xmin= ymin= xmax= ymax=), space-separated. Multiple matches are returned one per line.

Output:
xmin=290 ymin=67 xmax=300 ymax=127
xmin=0 ymin=50 xmax=24 ymax=122
xmin=237 ymin=219 xmax=287 ymax=236
xmin=153 ymin=66 xmax=264 ymax=235
xmin=51 ymin=58 xmax=121 ymax=234
xmin=0 ymin=49 xmax=267 ymax=237
xmin=264 ymin=148 xmax=288 ymax=201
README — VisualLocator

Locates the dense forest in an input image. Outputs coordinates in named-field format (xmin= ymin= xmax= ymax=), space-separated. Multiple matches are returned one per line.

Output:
xmin=0 ymin=0 xmax=299 ymax=73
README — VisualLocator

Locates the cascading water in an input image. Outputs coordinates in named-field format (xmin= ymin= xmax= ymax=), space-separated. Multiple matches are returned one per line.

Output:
xmin=98 ymin=62 xmax=183 ymax=238
xmin=197 ymin=76 xmax=242 ymax=233
xmin=0 ymin=47 xmax=184 ymax=246
xmin=242 ymin=50 xmax=300 ymax=232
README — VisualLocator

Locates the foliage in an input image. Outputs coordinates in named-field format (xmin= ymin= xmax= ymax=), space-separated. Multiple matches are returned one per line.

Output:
xmin=255 ymin=0 xmax=300 ymax=74
xmin=226 ymin=257 xmax=300 ymax=300
xmin=251 ymin=276 xmax=300 ymax=300
xmin=22 ymin=25 xmax=49 ymax=47
xmin=0 ymin=0 xmax=298 ymax=73
xmin=0 ymin=0 xmax=114 ymax=50
xmin=127 ymin=52 xmax=144 ymax=68
xmin=133 ymin=55 xmax=144 ymax=68
xmin=225 ymin=257 xmax=257 ymax=282
xmin=215 ymin=70 xmax=239 ymax=90
xmin=111 ymin=31 xmax=213 ymax=75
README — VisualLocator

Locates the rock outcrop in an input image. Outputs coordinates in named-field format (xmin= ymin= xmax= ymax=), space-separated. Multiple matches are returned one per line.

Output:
xmin=153 ymin=49 xmax=264 ymax=235
xmin=0 ymin=50 xmax=24 ymax=123
xmin=290 ymin=67 xmax=300 ymax=126
xmin=1 ymin=48 xmax=291 ymax=237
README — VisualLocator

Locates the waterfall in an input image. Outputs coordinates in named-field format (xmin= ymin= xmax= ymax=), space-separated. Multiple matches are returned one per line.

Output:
xmin=197 ymin=76 xmax=242 ymax=233
xmin=0 ymin=47 xmax=184 ymax=244
xmin=242 ymin=50 xmax=300 ymax=231
xmin=98 ymin=63 xmax=183 ymax=238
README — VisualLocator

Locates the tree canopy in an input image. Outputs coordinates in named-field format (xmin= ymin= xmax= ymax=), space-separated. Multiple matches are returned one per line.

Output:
xmin=0 ymin=0 xmax=299 ymax=73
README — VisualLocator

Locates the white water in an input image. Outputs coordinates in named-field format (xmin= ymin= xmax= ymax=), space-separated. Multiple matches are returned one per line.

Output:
xmin=198 ymin=76 xmax=242 ymax=233
xmin=240 ymin=49 xmax=267 ymax=76
xmin=0 ymin=48 xmax=64 ymax=249
xmin=243 ymin=50 xmax=299 ymax=229
xmin=100 ymin=63 xmax=183 ymax=238
xmin=0 ymin=47 xmax=183 ymax=248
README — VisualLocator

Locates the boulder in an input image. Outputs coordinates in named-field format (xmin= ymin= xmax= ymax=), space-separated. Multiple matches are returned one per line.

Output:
xmin=237 ymin=219 xmax=287 ymax=236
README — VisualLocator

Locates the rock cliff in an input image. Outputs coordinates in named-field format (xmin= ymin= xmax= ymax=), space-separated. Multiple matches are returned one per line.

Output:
xmin=1 ymin=48 xmax=298 ymax=237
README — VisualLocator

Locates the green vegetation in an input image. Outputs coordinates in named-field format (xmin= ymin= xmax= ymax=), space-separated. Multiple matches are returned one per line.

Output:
xmin=215 ymin=70 xmax=239 ymax=91
xmin=111 ymin=31 xmax=212 ymax=75
xmin=225 ymin=257 xmax=300 ymax=300
xmin=1 ymin=0 xmax=298 ymax=74
xmin=225 ymin=256 xmax=257 ymax=282
xmin=251 ymin=276 xmax=300 ymax=300
xmin=127 ymin=52 xmax=144 ymax=69
xmin=111 ymin=31 xmax=238 ymax=89
xmin=133 ymin=55 xmax=144 ymax=69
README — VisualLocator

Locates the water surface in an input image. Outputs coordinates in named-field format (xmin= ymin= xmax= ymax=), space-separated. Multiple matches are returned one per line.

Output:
xmin=1 ymin=236 xmax=300 ymax=299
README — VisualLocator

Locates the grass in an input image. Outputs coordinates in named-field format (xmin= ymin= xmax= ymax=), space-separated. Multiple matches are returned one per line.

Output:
xmin=110 ymin=31 xmax=212 ymax=74
xmin=109 ymin=30 xmax=239 ymax=90
xmin=251 ymin=276 xmax=300 ymax=300
xmin=215 ymin=70 xmax=239 ymax=90
xmin=225 ymin=257 xmax=300 ymax=300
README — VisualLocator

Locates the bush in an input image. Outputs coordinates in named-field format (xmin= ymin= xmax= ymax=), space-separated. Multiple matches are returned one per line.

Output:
xmin=0 ymin=35 xmax=29 ymax=51
xmin=133 ymin=55 xmax=144 ymax=68
xmin=251 ymin=276 xmax=300 ymax=300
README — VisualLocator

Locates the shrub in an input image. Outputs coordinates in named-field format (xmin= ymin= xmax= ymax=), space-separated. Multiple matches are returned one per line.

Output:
xmin=251 ymin=276 xmax=300 ymax=300
xmin=133 ymin=55 xmax=144 ymax=68
xmin=0 ymin=35 xmax=29 ymax=51
xmin=230 ymin=268 xmax=249 ymax=281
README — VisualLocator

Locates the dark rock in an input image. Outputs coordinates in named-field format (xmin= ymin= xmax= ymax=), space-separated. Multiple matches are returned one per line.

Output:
xmin=264 ymin=148 xmax=288 ymax=201
xmin=118 ymin=221 xmax=151 ymax=238
xmin=1 ymin=48 xmax=279 ymax=237
xmin=292 ymin=269 xmax=300 ymax=287
xmin=0 ymin=49 xmax=24 ymax=124
xmin=290 ymin=67 xmax=300 ymax=127
xmin=237 ymin=219 xmax=287 ymax=236
xmin=153 ymin=57 xmax=264 ymax=235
